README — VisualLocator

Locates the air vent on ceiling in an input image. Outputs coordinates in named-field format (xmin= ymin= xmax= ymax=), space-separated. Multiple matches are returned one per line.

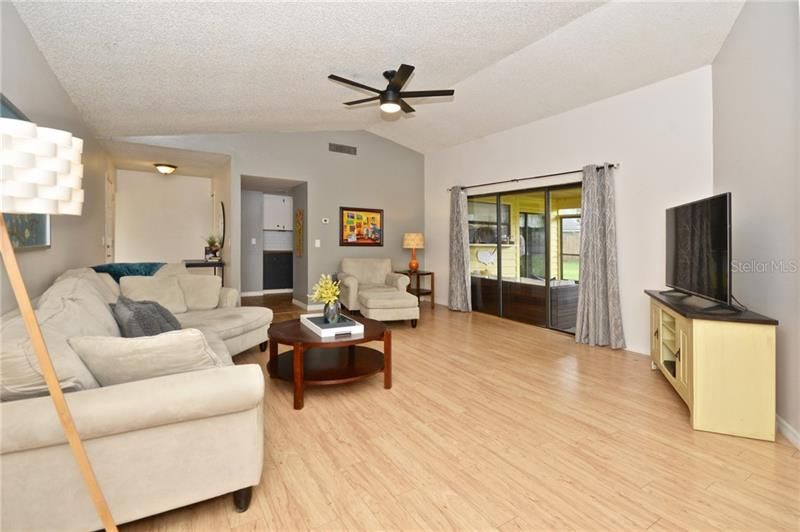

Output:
xmin=328 ymin=143 xmax=357 ymax=156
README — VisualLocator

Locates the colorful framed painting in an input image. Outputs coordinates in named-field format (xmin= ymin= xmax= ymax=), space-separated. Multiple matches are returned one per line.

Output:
xmin=339 ymin=207 xmax=383 ymax=247
xmin=1 ymin=94 xmax=51 ymax=250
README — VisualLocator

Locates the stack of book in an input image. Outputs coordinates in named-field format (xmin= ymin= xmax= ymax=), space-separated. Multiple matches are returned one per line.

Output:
xmin=300 ymin=314 xmax=364 ymax=338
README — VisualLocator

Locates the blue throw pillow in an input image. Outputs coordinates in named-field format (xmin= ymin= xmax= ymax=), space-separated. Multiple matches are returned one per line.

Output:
xmin=111 ymin=296 xmax=181 ymax=337
xmin=92 ymin=262 xmax=166 ymax=283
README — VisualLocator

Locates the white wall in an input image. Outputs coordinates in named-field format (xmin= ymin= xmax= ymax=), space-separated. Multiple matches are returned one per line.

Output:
xmin=0 ymin=3 xmax=107 ymax=313
xmin=425 ymin=67 xmax=715 ymax=355
xmin=712 ymin=0 xmax=799 ymax=442
xmin=114 ymin=170 xmax=212 ymax=263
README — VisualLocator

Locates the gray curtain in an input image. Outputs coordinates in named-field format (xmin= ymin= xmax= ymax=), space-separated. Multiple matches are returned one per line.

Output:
xmin=448 ymin=187 xmax=472 ymax=311
xmin=575 ymin=164 xmax=625 ymax=348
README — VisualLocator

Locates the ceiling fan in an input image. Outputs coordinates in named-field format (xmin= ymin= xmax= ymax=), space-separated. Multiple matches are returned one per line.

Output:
xmin=328 ymin=64 xmax=454 ymax=114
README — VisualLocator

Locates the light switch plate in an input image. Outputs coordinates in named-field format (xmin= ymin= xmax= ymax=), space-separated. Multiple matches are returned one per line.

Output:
xmin=250 ymin=238 xmax=256 ymax=245
xmin=314 ymin=239 xmax=321 ymax=248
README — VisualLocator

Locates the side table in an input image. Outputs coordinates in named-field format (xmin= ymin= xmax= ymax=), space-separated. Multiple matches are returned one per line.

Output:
xmin=394 ymin=270 xmax=434 ymax=308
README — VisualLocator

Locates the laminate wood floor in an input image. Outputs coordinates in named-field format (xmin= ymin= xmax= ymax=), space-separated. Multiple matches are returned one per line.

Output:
xmin=123 ymin=302 xmax=799 ymax=531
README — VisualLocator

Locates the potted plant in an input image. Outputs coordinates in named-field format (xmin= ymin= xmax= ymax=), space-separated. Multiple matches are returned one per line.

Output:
xmin=310 ymin=274 xmax=341 ymax=323
xmin=204 ymin=235 xmax=222 ymax=260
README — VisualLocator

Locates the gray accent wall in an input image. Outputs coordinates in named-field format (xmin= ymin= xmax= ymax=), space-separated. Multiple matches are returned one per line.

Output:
xmin=291 ymin=182 xmax=309 ymax=303
xmin=240 ymin=190 xmax=264 ymax=293
xmin=712 ymin=0 xmax=799 ymax=438
xmin=123 ymin=131 xmax=425 ymax=303
xmin=0 ymin=3 xmax=107 ymax=313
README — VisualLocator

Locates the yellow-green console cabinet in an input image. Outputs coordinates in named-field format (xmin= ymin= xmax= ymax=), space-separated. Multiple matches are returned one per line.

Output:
xmin=646 ymin=290 xmax=777 ymax=441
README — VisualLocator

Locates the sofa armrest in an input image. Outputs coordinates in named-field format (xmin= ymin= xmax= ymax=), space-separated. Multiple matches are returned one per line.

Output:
xmin=0 ymin=365 xmax=264 ymax=454
xmin=219 ymin=287 xmax=239 ymax=308
xmin=386 ymin=272 xmax=410 ymax=291
xmin=337 ymin=272 xmax=358 ymax=289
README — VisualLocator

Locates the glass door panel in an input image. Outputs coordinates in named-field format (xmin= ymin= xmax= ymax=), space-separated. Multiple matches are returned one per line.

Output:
xmin=548 ymin=186 xmax=582 ymax=332
xmin=468 ymin=195 xmax=502 ymax=315
xmin=499 ymin=190 xmax=547 ymax=327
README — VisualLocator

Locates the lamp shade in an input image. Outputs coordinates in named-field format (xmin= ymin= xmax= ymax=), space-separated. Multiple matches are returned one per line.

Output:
xmin=1 ymin=117 xmax=84 ymax=216
xmin=402 ymin=232 xmax=425 ymax=249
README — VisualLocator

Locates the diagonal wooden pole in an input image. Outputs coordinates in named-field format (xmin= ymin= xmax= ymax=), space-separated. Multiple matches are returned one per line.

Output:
xmin=0 ymin=215 xmax=117 ymax=532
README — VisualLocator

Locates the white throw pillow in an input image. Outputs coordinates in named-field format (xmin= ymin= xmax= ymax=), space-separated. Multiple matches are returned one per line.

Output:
xmin=120 ymin=276 xmax=188 ymax=314
xmin=177 ymin=274 xmax=222 ymax=310
xmin=68 ymin=329 xmax=227 ymax=386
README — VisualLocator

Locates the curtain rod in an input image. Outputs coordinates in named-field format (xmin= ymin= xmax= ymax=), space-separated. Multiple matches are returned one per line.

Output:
xmin=447 ymin=163 xmax=620 ymax=192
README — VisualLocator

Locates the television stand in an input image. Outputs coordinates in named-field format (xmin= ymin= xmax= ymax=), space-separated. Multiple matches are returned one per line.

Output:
xmin=645 ymin=289 xmax=778 ymax=441
xmin=658 ymin=289 xmax=691 ymax=298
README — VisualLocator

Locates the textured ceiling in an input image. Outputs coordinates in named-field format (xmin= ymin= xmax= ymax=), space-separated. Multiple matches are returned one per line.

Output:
xmin=14 ymin=1 xmax=742 ymax=153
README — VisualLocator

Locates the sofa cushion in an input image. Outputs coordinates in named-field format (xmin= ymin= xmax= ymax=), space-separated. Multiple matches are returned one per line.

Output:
xmin=177 ymin=274 xmax=222 ymax=310
xmin=203 ymin=331 xmax=233 ymax=365
xmin=120 ymin=276 xmax=188 ymax=314
xmin=359 ymin=291 xmax=419 ymax=309
xmin=177 ymin=307 xmax=272 ymax=340
xmin=111 ymin=296 xmax=181 ymax=337
xmin=38 ymin=277 xmax=120 ymax=338
xmin=154 ymin=262 xmax=190 ymax=278
xmin=69 ymin=329 xmax=229 ymax=387
xmin=53 ymin=268 xmax=119 ymax=304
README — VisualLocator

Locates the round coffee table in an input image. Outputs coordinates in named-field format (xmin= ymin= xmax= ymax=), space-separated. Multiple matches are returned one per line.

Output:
xmin=266 ymin=315 xmax=391 ymax=410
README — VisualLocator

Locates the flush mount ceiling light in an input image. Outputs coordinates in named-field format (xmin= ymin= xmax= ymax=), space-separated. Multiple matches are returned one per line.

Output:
xmin=154 ymin=163 xmax=177 ymax=175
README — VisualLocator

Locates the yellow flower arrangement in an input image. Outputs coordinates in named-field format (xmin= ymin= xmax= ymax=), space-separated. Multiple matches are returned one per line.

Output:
xmin=310 ymin=274 xmax=340 ymax=305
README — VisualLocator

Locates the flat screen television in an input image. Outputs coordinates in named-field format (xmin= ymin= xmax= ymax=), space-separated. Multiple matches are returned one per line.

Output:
xmin=665 ymin=192 xmax=731 ymax=305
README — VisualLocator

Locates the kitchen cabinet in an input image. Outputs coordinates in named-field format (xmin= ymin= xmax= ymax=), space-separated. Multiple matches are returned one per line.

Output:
xmin=263 ymin=194 xmax=293 ymax=231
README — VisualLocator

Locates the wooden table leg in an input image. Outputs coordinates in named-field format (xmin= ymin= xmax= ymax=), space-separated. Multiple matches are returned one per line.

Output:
xmin=293 ymin=343 xmax=305 ymax=410
xmin=384 ymin=329 xmax=392 ymax=389
xmin=267 ymin=339 xmax=278 ymax=378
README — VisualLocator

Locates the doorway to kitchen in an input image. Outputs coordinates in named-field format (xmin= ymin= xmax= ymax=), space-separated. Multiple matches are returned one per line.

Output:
xmin=468 ymin=184 xmax=582 ymax=333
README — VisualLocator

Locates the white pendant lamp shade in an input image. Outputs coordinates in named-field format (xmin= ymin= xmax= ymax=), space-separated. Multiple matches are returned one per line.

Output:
xmin=0 ymin=117 xmax=84 ymax=216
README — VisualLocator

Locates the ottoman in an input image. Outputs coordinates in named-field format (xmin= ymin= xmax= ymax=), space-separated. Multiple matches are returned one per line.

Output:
xmin=358 ymin=291 xmax=420 ymax=328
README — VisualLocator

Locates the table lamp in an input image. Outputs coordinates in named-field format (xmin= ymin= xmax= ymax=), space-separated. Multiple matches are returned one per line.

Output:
xmin=1 ymin=117 xmax=117 ymax=530
xmin=402 ymin=232 xmax=424 ymax=272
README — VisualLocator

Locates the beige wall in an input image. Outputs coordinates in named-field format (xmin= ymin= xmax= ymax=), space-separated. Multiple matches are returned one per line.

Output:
xmin=712 ymin=0 xmax=799 ymax=442
xmin=114 ymin=170 xmax=212 ymax=263
xmin=0 ymin=3 xmax=107 ymax=313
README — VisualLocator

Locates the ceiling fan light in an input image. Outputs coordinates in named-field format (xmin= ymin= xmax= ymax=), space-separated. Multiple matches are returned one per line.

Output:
xmin=380 ymin=102 xmax=401 ymax=113
xmin=154 ymin=163 xmax=177 ymax=175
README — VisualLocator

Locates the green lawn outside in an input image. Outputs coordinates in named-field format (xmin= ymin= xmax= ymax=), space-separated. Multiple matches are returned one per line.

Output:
xmin=562 ymin=256 xmax=580 ymax=281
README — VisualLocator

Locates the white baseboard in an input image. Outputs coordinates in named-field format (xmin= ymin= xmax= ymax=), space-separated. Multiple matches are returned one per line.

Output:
xmin=241 ymin=289 xmax=293 ymax=297
xmin=292 ymin=298 xmax=323 ymax=311
xmin=776 ymin=415 xmax=800 ymax=449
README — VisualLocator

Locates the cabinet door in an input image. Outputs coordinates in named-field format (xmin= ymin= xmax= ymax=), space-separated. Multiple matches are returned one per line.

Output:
xmin=280 ymin=196 xmax=293 ymax=230
xmin=675 ymin=316 xmax=692 ymax=402
xmin=650 ymin=303 xmax=661 ymax=367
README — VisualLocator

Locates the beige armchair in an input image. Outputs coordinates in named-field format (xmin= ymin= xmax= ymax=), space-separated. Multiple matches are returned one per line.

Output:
xmin=337 ymin=258 xmax=410 ymax=311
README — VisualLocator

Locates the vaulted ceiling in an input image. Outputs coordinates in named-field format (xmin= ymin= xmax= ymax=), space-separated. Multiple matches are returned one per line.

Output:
xmin=14 ymin=1 xmax=743 ymax=153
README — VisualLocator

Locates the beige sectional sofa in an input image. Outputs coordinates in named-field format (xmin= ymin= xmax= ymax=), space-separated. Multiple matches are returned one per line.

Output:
xmin=0 ymin=267 xmax=271 ymax=530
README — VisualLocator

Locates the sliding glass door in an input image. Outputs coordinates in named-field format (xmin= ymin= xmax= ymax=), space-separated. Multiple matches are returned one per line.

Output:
xmin=468 ymin=184 xmax=582 ymax=332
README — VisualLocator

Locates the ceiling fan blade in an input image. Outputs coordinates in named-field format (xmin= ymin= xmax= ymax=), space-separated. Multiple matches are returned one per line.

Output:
xmin=343 ymin=96 xmax=380 ymax=106
xmin=389 ymin=64 xmax=415 ymax=91
xmin=399 ymin=99 xmax=415 ymax=113
xmin=328 ymin=74 xmax=381 ymax=94
xmin=399 ymin=89 xmax=455 ymax=98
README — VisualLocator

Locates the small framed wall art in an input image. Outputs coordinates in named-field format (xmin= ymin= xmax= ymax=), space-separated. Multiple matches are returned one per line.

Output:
xmin=339 ymin=207 xmax=383 ymax=246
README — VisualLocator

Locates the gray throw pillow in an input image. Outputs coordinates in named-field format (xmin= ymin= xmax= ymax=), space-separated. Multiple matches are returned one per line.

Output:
xmin=111 ymin=296 xmax=181 ymax=337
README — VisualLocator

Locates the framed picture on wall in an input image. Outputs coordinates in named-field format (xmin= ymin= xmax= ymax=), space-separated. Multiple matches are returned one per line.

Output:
xmin=339 ymin=207 xmax=383 ymax=246
xmin=1 ymin=94 xmax=51 ymax=250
